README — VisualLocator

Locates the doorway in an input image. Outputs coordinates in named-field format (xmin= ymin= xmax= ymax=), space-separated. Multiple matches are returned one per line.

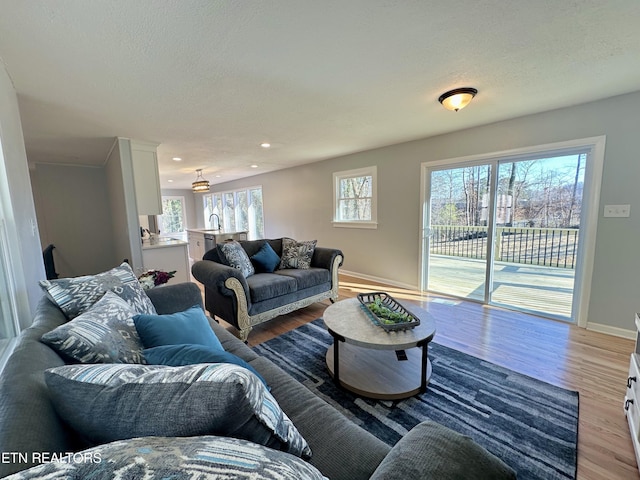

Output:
xmin=420 ymin=138 xmax=605 ymax=325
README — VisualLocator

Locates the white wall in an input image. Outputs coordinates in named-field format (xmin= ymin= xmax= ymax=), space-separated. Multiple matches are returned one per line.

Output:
xmin=0 ymin=63 xmax=45 ymax=327
xmin=209 ymin=91 xmax=640 ymax=332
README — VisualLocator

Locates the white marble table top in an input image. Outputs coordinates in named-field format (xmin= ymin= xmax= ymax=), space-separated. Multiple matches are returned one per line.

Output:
xmin=323 ymin=297 xmax=436 ymax=350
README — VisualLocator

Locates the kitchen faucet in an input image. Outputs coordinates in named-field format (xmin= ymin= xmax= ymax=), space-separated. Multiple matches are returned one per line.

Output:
xmin=209 ymin=213 xmax=221 ymax=231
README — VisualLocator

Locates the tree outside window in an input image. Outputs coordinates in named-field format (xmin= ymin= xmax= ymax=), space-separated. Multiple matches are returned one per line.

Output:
xmin=158 ymin=196 xmax=186 ymax=234
xmin=202 ymin=187 xmax=264 ymax=239
xmin=248 ymin=188 xmax=264 ymax=238
xmin=333 ymin=166 xmax=377 ymax=228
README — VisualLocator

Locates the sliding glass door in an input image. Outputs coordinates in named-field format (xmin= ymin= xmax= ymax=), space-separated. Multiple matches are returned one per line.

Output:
xmin=427 ymin=164 xmax=492 ymax=302
xmin=423 ymin=147 xmax=589 ymax=322
xmin=490 ymin=155 xmax=583 ymax=317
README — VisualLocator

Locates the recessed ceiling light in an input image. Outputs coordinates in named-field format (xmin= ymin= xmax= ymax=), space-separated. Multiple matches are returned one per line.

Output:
xmin=215 ymin=175 xmax=221 ymax=178
xmin=172 ymin=157 xmax=182 ymax=161
xmin=250 ymin=164 xmax=259 ymax=168
xmin=260 ymin=143 xmax=271 ymax=148
xmin=168 ymin=179 xmax=174 ymax=183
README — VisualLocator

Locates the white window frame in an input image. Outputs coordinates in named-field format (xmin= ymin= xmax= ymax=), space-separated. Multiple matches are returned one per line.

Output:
xmin=333 ymin=166 xmax=378 ymax=229
xmin=158 ymin=195 xmax=187 ymax=234
xmin=203 ymin=186 xmax=264 ymax=239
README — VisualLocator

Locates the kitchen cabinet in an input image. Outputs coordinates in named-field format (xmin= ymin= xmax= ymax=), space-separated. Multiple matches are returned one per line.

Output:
xmin=187 ymin=230 xmax=206 ymax=261
xmin=626 ymin=313 xmax=640 ymax=475
xmin=187 ymin=229 xmax=248 ymax=261
xmin=131 ymin=140 xmax=162 ymax=215
xmin=211 ymin=231 xmax=248 ymax=243
xmin=141 ymin=238 xmax=190 ymax=284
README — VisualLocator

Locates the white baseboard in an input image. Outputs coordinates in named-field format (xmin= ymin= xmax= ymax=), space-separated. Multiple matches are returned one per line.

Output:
xmin=586 ymin=322 xmax=636 ymax=340
xmin=339 ymin=269 xmax=419 ymax=292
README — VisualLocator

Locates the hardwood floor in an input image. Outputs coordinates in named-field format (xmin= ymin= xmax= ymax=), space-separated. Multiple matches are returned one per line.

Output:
xmin=201 ymin=274 xmax=639 ymax=480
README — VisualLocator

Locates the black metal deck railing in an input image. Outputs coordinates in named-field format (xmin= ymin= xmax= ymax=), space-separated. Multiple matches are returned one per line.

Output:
xmin=429 ymin=225 xmax=579 ymax=269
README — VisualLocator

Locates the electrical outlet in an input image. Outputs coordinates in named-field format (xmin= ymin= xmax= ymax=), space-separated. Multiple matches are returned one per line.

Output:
xmin=603 ymin=204 xmax=631 ymax=217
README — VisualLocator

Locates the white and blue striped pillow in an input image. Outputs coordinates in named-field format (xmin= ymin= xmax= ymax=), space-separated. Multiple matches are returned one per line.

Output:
xmin=44 ymin=362 xmax=312 ymax=459
xmin=4 ymin=435 xmax=326 ymax=480
xmin=39 ymin=262 xmax=156 ymax=319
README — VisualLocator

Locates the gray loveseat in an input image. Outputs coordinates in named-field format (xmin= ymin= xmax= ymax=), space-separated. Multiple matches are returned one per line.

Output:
xmin=192 ymin=238 xmax=343 ymax=341
xmin=0 ymin=282 xmax=516 ymax=480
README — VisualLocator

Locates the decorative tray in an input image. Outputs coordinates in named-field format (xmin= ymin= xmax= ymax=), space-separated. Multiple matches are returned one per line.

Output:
xmin=357 ymin=292 xmax=420 ymax=332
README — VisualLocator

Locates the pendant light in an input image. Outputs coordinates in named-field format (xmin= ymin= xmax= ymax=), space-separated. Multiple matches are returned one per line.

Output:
xmin=192 ymin=169 xmax=210 ymax=193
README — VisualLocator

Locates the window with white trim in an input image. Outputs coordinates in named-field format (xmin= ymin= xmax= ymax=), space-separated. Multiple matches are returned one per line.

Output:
xmin=158 ymin=196 xmax=186 ymax=234
xmin=0 ymin=219 xmax=19 ymax=357
xmin=333 ymin=166 xmax=377 ymax=228
xmin=203 ymin=186 xmax=264 ymax=239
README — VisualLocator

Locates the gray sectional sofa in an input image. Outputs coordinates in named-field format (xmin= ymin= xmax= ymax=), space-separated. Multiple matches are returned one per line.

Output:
xmin=0 ymin=282 xmax=516 ymax=479
xmin=192 ymin=238 xmax=343 ymax=341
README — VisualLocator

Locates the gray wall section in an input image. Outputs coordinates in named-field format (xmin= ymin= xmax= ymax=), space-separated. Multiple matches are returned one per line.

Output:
xmin=207 ymin=91 xmax=640 ymax=332
xmin=105 ymin=140 xmax=132 ymax=268
xmin=32 ymin=163 xmax=116 ymax=277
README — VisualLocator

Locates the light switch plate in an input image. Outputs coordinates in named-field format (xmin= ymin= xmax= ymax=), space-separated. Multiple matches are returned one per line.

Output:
xmin=604 ymin=204 xmax=631 ymax=217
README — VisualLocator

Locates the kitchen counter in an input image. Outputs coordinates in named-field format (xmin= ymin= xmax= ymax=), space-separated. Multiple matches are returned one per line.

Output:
xmin=142 ymin=238 xmax=188 ymax=250
xmin=141 ymin=238 xmax=190 ymax=284
xmin=185 ymin=229 xmax=247 ymax=235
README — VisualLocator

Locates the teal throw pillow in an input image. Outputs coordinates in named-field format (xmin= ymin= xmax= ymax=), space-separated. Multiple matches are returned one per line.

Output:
xmin=133 ymin=305 xmax=223 ymax=352
xmin=250 ymin=241 xmax=281 ymax=273
xmin=143 ymin=343 xmax=268 ymax=387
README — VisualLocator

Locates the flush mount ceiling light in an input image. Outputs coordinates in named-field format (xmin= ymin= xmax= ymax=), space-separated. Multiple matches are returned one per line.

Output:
xmin=438 ymin=87 xmax=478 ymax=112
xmin=192 ymin=169 xmax=210 ymax=193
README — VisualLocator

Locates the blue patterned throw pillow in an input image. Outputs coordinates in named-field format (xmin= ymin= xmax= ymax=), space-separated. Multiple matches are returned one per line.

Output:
xmin=44 ymin=363 xmax=312 ymax=459
xmin=110 ymin=281 xmax=157 ymax=316
xmin=40 ymin=291 xmax=145 ymax=364
xmin=218 ymin=240 xmax=255 ymax=277
xmin=39 ymin=262 xmax=156 ymax=319
xmin=4 ymin=436 xmax=326 ymax=480
xmin=279 ymin=238 xmax=317 ymax=269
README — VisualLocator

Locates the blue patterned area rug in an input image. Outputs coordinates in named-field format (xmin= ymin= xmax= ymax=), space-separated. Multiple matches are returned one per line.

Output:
xmin=253 ymin=318 xmax=579 ymax=480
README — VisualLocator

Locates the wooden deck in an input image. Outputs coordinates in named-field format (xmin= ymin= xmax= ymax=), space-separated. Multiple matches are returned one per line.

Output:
xmin=428 ymin=254 xmax=575 ymax=319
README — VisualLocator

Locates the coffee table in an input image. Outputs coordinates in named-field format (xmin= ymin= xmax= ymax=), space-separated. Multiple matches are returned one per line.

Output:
xmin=323 ymin=297 xmax=436 ymax=400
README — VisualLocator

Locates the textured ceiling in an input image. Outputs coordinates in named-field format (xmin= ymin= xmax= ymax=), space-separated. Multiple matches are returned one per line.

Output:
xmin=0 ymin=1 xmax=639 ymax=189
